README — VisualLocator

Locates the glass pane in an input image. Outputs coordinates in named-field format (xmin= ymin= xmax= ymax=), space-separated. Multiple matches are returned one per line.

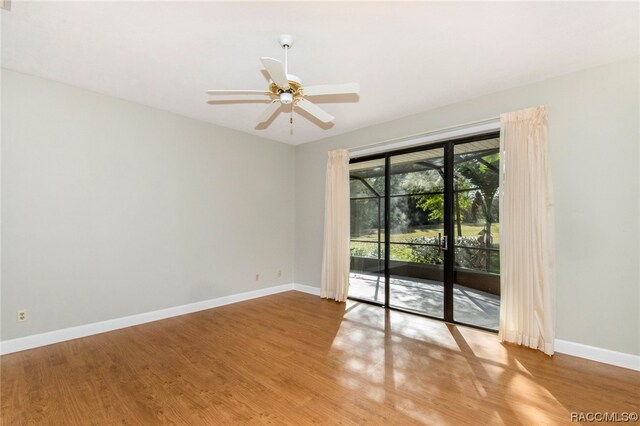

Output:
xmin=349 ymin=158 xmax=385 ymax=304
xmin=350 ymin=179 xmax=371 ymax=199
xmin=351 ymin=199 xmax=381 ymax=240
xmin=388 ymin=148 xmax=445 ymax=318
xmin=453 ymin=138 xmax=501 ymax=330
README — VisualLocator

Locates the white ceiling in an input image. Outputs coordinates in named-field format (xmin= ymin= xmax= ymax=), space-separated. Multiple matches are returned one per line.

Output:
xmin=2 ymin=2 xmax=638 ymax=145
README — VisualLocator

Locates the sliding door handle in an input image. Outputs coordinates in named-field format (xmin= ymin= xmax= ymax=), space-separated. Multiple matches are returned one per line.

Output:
xmin=440 ymin=235 xmax=448 ymax=250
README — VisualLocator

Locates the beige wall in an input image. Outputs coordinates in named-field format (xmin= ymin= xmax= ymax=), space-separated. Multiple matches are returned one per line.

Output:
xmin=1 ymin=70 xmax=295 ymax=340
xmin=294 ymin=57 xmax=640 ymax=356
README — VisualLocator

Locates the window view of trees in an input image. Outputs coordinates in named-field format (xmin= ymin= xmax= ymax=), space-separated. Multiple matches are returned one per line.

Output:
xmin=350 ymin=146 xmax=500 ymax=274
xmin=453 ymin=150 xmax=500 ymax=273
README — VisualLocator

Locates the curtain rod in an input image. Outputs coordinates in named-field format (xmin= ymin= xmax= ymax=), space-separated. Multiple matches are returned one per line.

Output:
xmin=347 ymin=116 xmax=500 ymax=154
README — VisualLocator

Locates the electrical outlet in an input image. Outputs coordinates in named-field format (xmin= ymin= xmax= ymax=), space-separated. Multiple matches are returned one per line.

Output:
xmin=17 ymin=309 xmax=27 ymax=322
xmin=255 ymin=273 xmax=260 ymax=281
xmin=277 ymin=270 xmax=282 ymax=278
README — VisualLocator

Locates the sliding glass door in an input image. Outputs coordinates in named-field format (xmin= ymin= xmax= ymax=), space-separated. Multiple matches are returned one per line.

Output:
xmin=349 ymin=157 xmax=386 ymax=305
xmin=348 ymin=132 xmax=501 ymax=331
xmin=388 ymin=147 xmax=445 ymax=318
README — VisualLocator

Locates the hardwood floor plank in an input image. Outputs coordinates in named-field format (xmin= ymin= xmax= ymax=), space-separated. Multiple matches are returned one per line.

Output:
xmin=2 ymin=291 xmax=638 ymax=425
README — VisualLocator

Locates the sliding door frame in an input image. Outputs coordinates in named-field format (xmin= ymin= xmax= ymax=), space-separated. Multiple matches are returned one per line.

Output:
xmin=349 ymin=152 xmax=386 ymax=308
xmin=348 ymin=131 xmax=500 ymax=332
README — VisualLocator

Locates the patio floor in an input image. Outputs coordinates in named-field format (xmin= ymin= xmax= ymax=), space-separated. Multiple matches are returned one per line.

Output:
xmin=348 ymin=272 xmax=500 ymax=330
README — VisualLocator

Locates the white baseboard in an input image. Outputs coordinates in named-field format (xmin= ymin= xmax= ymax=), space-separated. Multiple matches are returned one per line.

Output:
xmin=554 ymin=339 xmax=639 ymax=371
xmin=292 ymin=283 xmax=321 ymax=296
xmin=0 ymin=284 xmax=295 ymax=356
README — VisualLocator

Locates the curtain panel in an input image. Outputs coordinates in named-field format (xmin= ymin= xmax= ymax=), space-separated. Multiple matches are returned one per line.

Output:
xmin=498 ymin=106 xmax=556 ymax=355
xmin=320 ymin=149 xmax=351 ymax=302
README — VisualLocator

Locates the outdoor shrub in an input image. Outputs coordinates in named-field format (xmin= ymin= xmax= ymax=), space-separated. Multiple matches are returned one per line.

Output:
xmin=401 ymin=236 xmax=500 ymax=273
xmin=405 ymin=236 xmax=443 ymax=264
xmin=454 ymin=236 xmax=500 ymax=273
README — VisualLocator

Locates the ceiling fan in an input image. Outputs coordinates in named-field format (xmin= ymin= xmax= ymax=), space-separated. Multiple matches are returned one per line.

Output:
xmin=206 ymin=34 xmax=360 ymax=126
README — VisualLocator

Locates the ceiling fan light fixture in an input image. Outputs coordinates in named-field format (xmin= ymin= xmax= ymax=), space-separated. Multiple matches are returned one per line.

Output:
xmin=280 ymin=92 xmax=293 ymax=105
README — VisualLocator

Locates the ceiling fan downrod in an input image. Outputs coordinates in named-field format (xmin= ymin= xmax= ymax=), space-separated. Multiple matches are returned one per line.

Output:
xmin=278 ymin=34 xmax=293 ymax=75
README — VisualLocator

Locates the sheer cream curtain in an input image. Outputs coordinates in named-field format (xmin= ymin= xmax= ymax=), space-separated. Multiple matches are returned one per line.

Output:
xmin=320 ymin=149 xmax=351 ymax=302
xmin=498 ymin=106 xmax=555 ymax=355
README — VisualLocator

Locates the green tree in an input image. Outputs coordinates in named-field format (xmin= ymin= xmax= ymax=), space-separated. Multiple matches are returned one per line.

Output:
xmin=350 ymin=176 xmax=385 ymax=239
xmin=404 ymin=169 xmax=473 ymax=236
xmin=457 ymin=153 xmax=499 ymax=247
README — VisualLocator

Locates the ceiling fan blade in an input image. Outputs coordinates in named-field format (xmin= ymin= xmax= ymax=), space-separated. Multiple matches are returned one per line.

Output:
xmin=256 ymin=101 xmax=282 ymax=123
xmin=207 ymin=90 xmax=271 ymax=95
xmin=260 ymin=57 xmax=290 ymax=90
xmin=296 ymin=98 xmax=334 ymax=123
xmin=302 ymin=83 xmax=360 ymax=97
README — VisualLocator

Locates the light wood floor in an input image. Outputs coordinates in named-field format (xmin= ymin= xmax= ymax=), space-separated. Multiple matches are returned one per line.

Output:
xmin=1 ymin=291 xmax=638 ymax=425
